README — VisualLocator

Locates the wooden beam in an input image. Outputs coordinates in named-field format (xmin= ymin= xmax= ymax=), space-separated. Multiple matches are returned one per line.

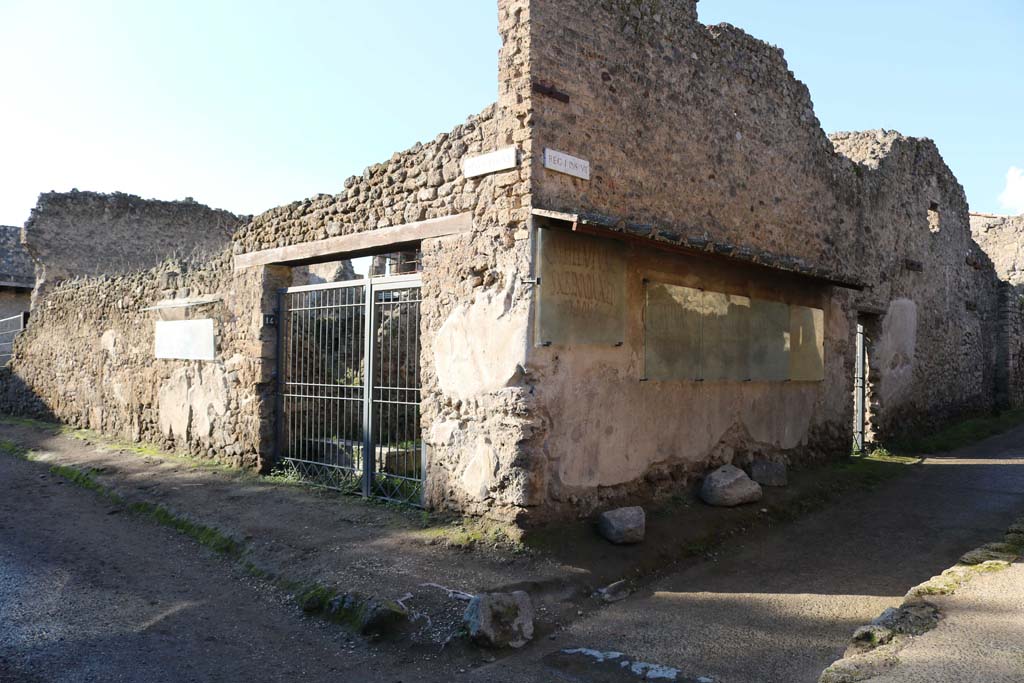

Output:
xmin=233 ymin=213 xmax=474 ymax=270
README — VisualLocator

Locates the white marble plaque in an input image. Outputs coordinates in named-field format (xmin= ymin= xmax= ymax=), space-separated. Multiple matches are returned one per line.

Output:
xmin=543 ymin=148 xmax=591 ymax=180
xmin=155 ymin=319 xmax=215 ymax=361
xmin=462 ymin=147 xmax=519 ymax=178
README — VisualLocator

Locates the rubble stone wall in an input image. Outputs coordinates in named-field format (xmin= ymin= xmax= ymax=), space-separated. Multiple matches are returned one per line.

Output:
xmin=225 ymin=0 xmax=541 ymax=522
xmin=832 ymin=131 xmax=1002 ymax=441
xmin=24 ymin=191 xmax=244 ymax=302
xmin=527 ymin=0 xmax=857 ymax=279
xmin=971 ymin=213 xmax=1024 ymax=292
xmin=971 ymin=213 xmax=1024 ymax=407
xmin=0 ymin=250 xmax=284 ymax=469
xmin=4 ymin=0 xmax=1019 ymax=525
xmin=0 ymin=225 xmax=35 ymax=287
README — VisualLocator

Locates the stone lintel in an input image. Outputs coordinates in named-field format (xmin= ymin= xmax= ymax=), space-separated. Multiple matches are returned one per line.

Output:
xmin=233 ymin=213 xmax=474 ymax=270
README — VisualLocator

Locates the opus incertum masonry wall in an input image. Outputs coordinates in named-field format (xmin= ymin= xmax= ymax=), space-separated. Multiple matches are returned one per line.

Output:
xmin=3 ymin=0 xmax=1024 ymax=525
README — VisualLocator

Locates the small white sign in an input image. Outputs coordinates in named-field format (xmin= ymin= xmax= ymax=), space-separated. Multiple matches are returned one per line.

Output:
xmin=543 ymin=148 xmax=591 ymax=181
xmin=155 ymin=319 xmax=216 ymax=361
xmin=462 ymin=146 xmax=519 ymax=179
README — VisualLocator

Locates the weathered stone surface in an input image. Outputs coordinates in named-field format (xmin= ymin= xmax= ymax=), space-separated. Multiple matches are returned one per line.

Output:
xmin=749 ymin=459 xmax=788 ymax=487
xmin=2 ymin=0 xmax=1024 ymax=531
xmin=596 ymin=580 xmax=631 ymax=603
xmin=700 ymin=465 xmax=763 ymax=507
xmin=960 ymin=543 xmax=1020 ymax=565
xmin=596 ymin=507 xmax=645 ymax=544
xmin=359 ymin=599 xmax=409 ymax=637
xmin=872 ymin=601 xmax=939 ymax=635
xmin=463 ymin=591 xmax=534 ymax=649
xmin=0 ymin=250 xmax=282 ymax=471
xmin=23 ymin=191 xmax=244 ymax=304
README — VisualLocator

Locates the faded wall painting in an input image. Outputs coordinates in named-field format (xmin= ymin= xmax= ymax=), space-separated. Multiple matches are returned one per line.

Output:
xmin=644 ymin=282 xmax=824 ymax=382
xmin=536 ymin=228 xmax=626 ymax=346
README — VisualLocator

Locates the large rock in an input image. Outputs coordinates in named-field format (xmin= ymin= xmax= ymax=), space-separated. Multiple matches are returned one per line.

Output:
xmin=749 ymin=459 xmax=788 ymax=487
xmin=359 ymin=598 xmax=409 ymax=637
xmin=596 ymin=506 xmax=646 ymax=544
xmin=700 ymin=465 xmax=763 ymax=507
xmin=464 ymin=591 xmax=535 ymax=648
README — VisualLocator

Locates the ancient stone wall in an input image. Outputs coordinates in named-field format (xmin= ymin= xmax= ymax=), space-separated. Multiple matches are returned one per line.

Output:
xmin=0 ymin=225 xmax=35 ymax=288
xmin=24 ymin=191 xmax=244 ymax=302
xmin=4 ymin=0 xmax=1017 ymax=526
xmin=0 ymin=250 xmax=284 ymax=469
xmin=232 ymin=104 xmax=512 ymax=254
xmin=832 ymin=131 xmax=1002 ymax=441
xmin=524 ymin=239 xmax=853 ymax=518
xmin=526 ymin=0 xmax=857 ymax=282
xmin=971 ymin=213 xmax=1024 ymax=408
xmin=224 ymin=0 xmax=540 ymax=521
xmin=0 ymin=225 xmax=34 ymax=319
xmin=971 ymin=213 xmax=1024 ymax=293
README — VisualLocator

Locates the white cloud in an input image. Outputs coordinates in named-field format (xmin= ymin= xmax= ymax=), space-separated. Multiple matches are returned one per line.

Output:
xmin=999 ymin=167 xmax=1024 ymax=215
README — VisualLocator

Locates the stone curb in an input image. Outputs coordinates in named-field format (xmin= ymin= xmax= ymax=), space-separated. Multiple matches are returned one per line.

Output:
xmin=818 ymin=515 xmax=1024 ymax=683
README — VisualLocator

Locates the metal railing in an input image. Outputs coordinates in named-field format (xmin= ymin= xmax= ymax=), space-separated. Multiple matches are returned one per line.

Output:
xmin=0 ymin=311 xmax=28 ymax=365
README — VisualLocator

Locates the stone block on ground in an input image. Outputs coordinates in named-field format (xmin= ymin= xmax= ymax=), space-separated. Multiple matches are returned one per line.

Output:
xmin=359 ymin=598 xmax=409 ymax=636
xmin=700 ymin=464 xmax=763 ymax=507
xmin=464 ymin=591 xmax=534 ymax=648
xmin=596 ymin=506 xmax=645 ymax=544
xmin=748 ymin=459 xmax=788 ymax=487
xmin=596 ymin=579 xmax=631 ymax=603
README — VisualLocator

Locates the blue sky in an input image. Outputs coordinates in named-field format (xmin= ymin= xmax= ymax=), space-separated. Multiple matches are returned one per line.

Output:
xmin=1 ymin=0 xmax=1021 ymax=227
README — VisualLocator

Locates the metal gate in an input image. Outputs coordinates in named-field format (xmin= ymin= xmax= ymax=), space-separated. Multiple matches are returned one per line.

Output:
xmin=0 ymin=312 xmax=28 ymax=365
xmin=277 ymin=274 xmax=424 ymax=505
xmin=853 ymin=322 xmax=866 ymax=454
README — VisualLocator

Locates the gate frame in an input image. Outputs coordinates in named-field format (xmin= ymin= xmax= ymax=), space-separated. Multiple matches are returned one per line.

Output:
xmin=275 ymin=272 xmax=425 ymax=503
xmin=853 ymin=321 xmax=866 ymax=454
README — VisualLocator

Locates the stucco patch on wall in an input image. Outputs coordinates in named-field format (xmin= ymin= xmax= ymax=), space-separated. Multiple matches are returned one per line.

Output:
xmin=433 ymin=278 xmax=529 ymax=401
xmin=874 ymin=298 xmax=918 ymax=410
xmin=158 ymin=368 xmax=192 ymax=440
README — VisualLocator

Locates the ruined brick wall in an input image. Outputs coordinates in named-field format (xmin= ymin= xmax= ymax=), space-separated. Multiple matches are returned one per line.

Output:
xmin=527 ymin=0 xmax=857 ymax=280
xmin=24 ymin=191 xmax=245 ymax=302
xmin=0 ymin=251 xmax=283 ymax=469
xmin=832 ymin=131 xmax=1002 ymax=441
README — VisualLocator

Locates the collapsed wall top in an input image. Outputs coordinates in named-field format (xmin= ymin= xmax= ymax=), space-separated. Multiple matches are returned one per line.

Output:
xmin=0 ymin=225 xmax=35 ymax=289
xmin=24 ymin=190 xmax=247 ymax=301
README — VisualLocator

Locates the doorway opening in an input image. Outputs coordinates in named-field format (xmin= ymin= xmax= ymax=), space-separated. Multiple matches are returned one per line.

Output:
xmin=852 ymin=314 xmax=879 ymax=455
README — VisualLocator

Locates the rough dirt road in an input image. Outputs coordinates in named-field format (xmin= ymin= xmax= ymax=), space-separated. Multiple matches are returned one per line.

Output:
xmin=0 ymin=451 xmax=452 ymax=683
xmin=2 ymin=419 xmax=1023 ymax=683
xmin=478 ymin=426 xmax=1024 ymax=683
